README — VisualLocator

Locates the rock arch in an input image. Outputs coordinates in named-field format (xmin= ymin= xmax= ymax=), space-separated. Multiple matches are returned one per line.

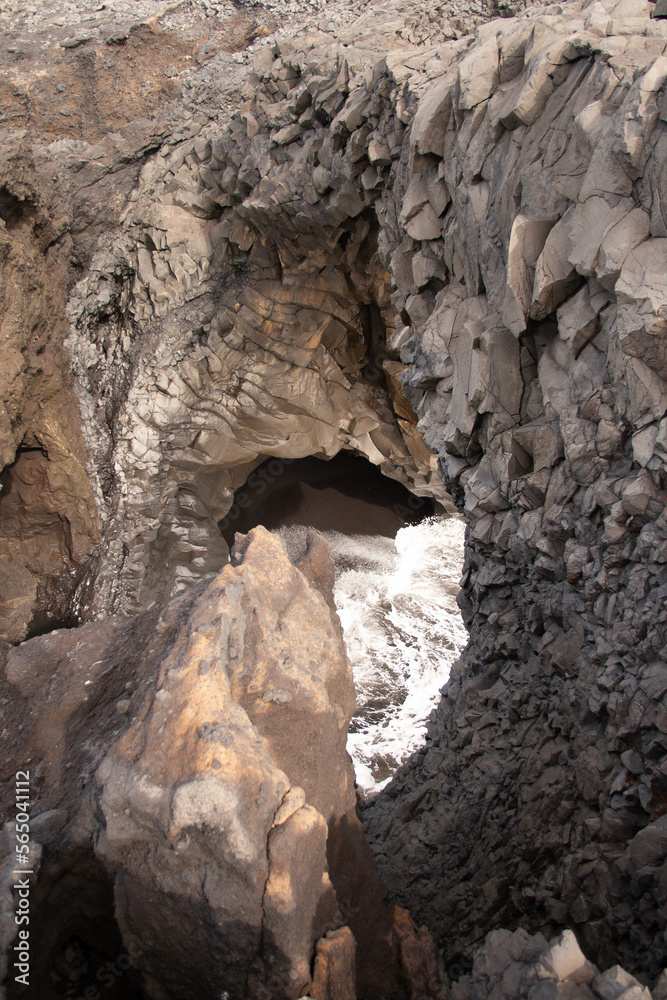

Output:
xmin=64 ymin=43 xmax=452 ymax=619
xmin=2 ymin=0 xmax=666 ymax=979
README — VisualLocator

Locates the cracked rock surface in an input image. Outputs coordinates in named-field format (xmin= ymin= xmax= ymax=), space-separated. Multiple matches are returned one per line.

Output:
xmin=0 ymin=527 xmax=402 ymax=1000
xmin=1 ymin=0 xmax=667 ymax=992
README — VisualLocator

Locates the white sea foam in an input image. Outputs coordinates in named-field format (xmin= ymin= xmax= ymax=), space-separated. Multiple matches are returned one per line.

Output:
xmin=278 ymin=516 xmax=467 ymax=796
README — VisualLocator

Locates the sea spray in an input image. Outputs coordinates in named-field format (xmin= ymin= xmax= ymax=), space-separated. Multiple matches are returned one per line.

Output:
xmin=279 ymin=516 xmax=467 ymax=795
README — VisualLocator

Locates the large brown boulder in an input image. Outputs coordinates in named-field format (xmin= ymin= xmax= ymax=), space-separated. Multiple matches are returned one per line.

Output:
xmin=0 ymin=527 xmax=396 ymax=1000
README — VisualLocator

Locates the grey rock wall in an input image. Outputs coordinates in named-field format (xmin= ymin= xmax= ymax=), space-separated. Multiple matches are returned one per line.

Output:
xmin=4 ymin=0 xmax=666 ymax=984
xmin=450 ymin=926 xmax=667 ymax=1000
xmin=95 ymin=0 xmax=667 ymax=976
xmin=356 ymin=0 xmax=667 ymax=977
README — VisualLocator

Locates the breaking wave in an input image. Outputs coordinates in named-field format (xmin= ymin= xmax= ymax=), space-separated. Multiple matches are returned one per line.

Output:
xmin=279 ymin=516 xmax=467 ymax=795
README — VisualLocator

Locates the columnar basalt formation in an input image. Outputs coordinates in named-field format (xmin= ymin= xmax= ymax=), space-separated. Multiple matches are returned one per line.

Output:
xmin=359 ymin=0 xmax=667 ymax=977
xmin=1 ymin=0 xmax=667 ymax=991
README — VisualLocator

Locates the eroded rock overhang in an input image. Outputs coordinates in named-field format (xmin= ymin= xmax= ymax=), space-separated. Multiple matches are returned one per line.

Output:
xmin=7 ymin=0 xmax=667 ymax=976
xmin=63 ymin=26 xmax=456 ymax=617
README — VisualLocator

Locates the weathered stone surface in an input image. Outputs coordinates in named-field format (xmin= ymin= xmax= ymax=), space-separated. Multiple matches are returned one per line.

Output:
xmin=311 ymin=926 xmax=357 ymax=1000
xmin=351 ymin=1 xmax=667 ymax=980
xmin=1 ymin=0 xmax=667 ymax=991
xmin=446 ymin=928 xmax=660 ymax=1000
xmin=616 ymin=240 xmax=667 ymax=379
xmin=502 ymin=215 xmax=555 ymax=336
xmin=0 ymin=137 xmax=101 ymax=646
xmin=0 ymin=527 xmax=398 ymax=1000
xmin=411 ymin=77 xmax=456 ymax=156
xmin=531 ymin=215 xmax=580 ymax=322
xmin=535 ymin=931 xmax=598 ymax=984
xmin=593 ymin=966 xmax=648 ymax=1000
xmin=391 ymin=905 xmax=448 ymax=1000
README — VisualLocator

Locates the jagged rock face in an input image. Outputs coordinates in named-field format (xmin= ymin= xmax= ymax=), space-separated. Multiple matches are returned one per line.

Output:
xmin=0 ymin=0 xmax=457 ymax=644
xmin=357 ymin=0 xmax=667 ymax=978
xmin=1 ymin=527 xmax=396 ymax=1000
xmin=449 ymin=925 xmax=667 ymax=1000
xmin=0 ymin=134 xmax=100 ymax=645
xmin=64 ymin=124 xmax=448 ymax=619
xmin=66 ymin=208 xmax=444 ymax=618
xmin=68 ymin=0 xmax=667 ymax=976
xmin=2 ymin=0 xmax=667 ymax=985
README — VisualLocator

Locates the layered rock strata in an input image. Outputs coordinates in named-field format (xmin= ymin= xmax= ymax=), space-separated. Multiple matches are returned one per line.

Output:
xmin=0 ymin=0 xmax=464 ymax=644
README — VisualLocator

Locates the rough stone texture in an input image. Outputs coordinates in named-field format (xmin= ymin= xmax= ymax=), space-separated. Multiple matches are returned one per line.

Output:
xmin=447 ymin=926 xmax=663 ymax=1000
xmin=0 ymin=527 xmax=397 ymax=1000
xmin=391 ymin=905 xmax=449 ymax=1000
xmin=310 ymin=925 xmax=357 ymax=1000
xmin=1 ymin=0 xmax=667 ymax=990
xmin=60 ymin=2 xmax=473 ymax=624
xmin=0 ymin=132 xmax=101 ymax=645
xmin=0 ymin=0 xmax=496 ymax=643
xmin=350 ymin=0 xmax=667 ymax=976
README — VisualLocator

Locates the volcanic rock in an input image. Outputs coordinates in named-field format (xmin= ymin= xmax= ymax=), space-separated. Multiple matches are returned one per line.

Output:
xmin=1 ymin=0 xmax=667 ymax=988
xmin=0 ymin=527 xmax=395 ymax=1000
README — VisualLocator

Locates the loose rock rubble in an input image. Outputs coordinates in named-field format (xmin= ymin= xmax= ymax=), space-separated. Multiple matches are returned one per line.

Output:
xmin=449 ymin=927 xmax=665 ymax=1000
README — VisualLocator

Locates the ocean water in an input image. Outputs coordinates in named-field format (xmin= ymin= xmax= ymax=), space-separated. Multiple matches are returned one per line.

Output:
xmin=279 ymin=516 xmax=467 ymax=796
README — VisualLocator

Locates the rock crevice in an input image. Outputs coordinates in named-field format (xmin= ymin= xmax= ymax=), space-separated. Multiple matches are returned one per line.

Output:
xmin=1 ymin=0 xmax=667 ymax=989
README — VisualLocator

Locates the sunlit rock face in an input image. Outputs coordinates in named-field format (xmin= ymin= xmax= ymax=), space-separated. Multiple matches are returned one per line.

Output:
xmin=1 ymin=528 xmax=400 ymax=1000
xmin=64 ymin=127 xmax=448 ymax=619
xmin=0 ymin=0 xmax=463 ymax=645
xmin=1 ymin=0 xmax=667 ymax=985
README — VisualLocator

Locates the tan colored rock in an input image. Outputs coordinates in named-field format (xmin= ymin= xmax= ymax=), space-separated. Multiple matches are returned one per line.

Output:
xmin=0 ymin=137 xmax=101 ymax=645
xmin=495 ymin=37 xmax=561 ymax=129
xmin=264 ymin=806 xmax=331 ymax=997
xmin=311 ymin=926 xmax=357 ymax=1000
xmin=383 ymin=360 xmax=420 ymax=423
xmin=3 ymin=527 xmax=400 ymax=1000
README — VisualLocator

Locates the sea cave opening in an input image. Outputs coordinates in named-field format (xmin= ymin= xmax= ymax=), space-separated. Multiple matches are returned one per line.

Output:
xmin=219 ymin=450 xmax=467 ymax=795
